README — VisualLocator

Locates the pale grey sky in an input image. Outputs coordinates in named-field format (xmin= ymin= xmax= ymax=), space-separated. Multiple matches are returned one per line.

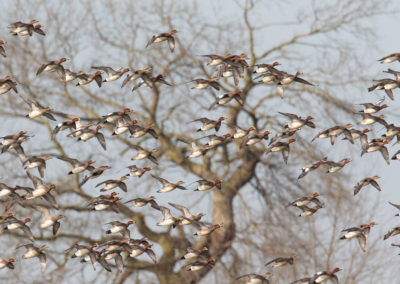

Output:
xmin=0 ymin=0 xmax=399 ymax=283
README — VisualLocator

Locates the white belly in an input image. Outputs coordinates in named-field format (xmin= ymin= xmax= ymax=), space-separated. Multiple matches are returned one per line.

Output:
xmin=131 ymin=131 xmax=145 ymax=138
xmin=17 ymin=30 xmax=30 ymax=36
xmin=248 ymin=278 xmax=263 ymax=284
xmin=29 ymin=110 xmax=44 ymax=118
xmin=270 ymin=145 xmax=285 ymax=152
xmin=114 ymin=127 xmax=128 ymax=135
xmin=189 ymin=265 xmax=203 ymax=271
xmin=301 ymin=211 xmax=313 ymax=216
xmin=208 ymin=140 xmax=222 ymax=146
xmin=129 ymin=249 xmax=144 ymax=257
xmin=105 ymin=74 xmax=120 ymax=82
xmin=218 ymin=97 xmax=232 ymax=105
xmin=104 ymin=253 xmax=117 ymax=260
xmin=75 ymin=249 xmax=89 ymax=257
xmin=32 ymin=187 xmax=47 ymax=197
xmin=189 ymin=151 xmax=202 ymax=158
xmin=384 ymin=83 xmax=398 ymax=90
xmin=7 ymin=223 xmax=21 ymax=230
xmin=27 ymin=162 xmax=40 ymax=168
xmin=64 ymin=74 xmax=76 ymax=82
xmin=209 ymin=59 xmax=223 ymax=66
xmin=222 ymin=71 xmax=233 ymax=77
xmin=158 ymin=219 xmax=175 ymax=226
xmin=0 ymin=189 xmax=11 ymax=197
xmin=153 ymin=37 xmax=166 ymax=43
xmin=246 ymin=139 xmax=260 ymax=145
xmin=80 ymin=133 xmax=95 ymax=141
xmin=198 ymin=185 xmax=211 ymax=191
xmin=386 ymin=129 xmax=399 ymax=136
xmin=367 ymin=146 xmax=380 ymax=152
xmin=95 ymin=204 xmax=109 ymax=210
xmin=329 ymin=129 xmax=343 ymax=136
xmin=106 ymin=245 xmax=120 ymax=251
xmin=296 ymin=200 xmax=310 ymax=207
xmin=383 ymin=57 xmax=397 ymax=63
xmin=315 ymin=275 xmax=329 ymax=283
xmin=158 ymin=185 xmax=175 ymax=193
xmin=110 ymin=226 xmax=123 ymax=233
xmin=281 ymin=77 xmax=294 ymax=84
xmin=360 ymin=118 xmax=375 ymax=125
xmin=364 ymin=108 xmax=376 ymax=114
xmin=44 ymin=65 xmax=57 ymax=72
xmin=71 ymin=166 xmax=85 ymax=174
xmin=262 ymin=76 xmax=275 ymax=83
xmin=329 ymin=166 xmax=341 ymax=172
xmin=344 ymin=231 xmax=360 ymax=239
xmin=195 ymin=83 xmax=208 ymax=89
xmin=40 ymin=219 xmax=54 ymax=229
xmin=103 ymin=183 xmax=117 ymax=190
xmin=184 ymin=252 xmax=197 ymax=259
xmin=135 ymin=152 xmax=148 ymax=160
xmin=256 ymin=67 xmax=268 ymax=73
xmin=318 ymin=133 xmax=329 ymax=139
xmin=0 ymin=86 xmax=11 ymax=95
xmin=197 ymin=229 xmax=210 ymax=236
xmin=288 ymin=120 xmax=303 ymax=129
xmin=23 ymin=250 xmax=38 ymax=258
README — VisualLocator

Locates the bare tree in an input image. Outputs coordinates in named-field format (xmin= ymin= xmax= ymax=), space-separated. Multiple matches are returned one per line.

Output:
xmin=0 ymin=0 xmax=397 ymax=283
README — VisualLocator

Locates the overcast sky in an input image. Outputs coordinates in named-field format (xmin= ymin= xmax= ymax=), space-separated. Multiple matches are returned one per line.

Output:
xmin=0 ymin=0 xmax=399 ymax=283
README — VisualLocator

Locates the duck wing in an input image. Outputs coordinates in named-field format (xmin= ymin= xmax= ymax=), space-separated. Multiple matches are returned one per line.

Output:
xmin=357 ymin=234 xmax=367 ymax=252
xmin=278 ymin=112 xmax=299 ymax=120
xmin=118 ymin=182 xmax=127 ymax=192
xmin=168 ymin=36 xmax=175 ymax=52
xmin=379 ymin=146 xmax=390 ymax=165
xmin=43 ymin=111 xmax=56 ymax=121
xmin=294 ymin=77 xmax=314 ymax=86
xmin=385 ymin=89 xmax=394 ymax=100
xmin=38 ymin=163 xmax=46 ymax=178
xmin=388 ymin=201 xmax=400 ymax=210
xmin=121 ymin=74 xmax=133 ymax=88
xmin=370 ymin=180 xmax=381 ymax=191
xmin=36 ymin=63 xmax=50 ymax=76
xmin=95 ymin=133 xmax=106 ymax=150
xmin=145 ymin=36 xmax=156 ymax=48
xmin=282 ymin=147 xmax=289 ymax=164
xmin=26 ymin=171 xmax=42 ymax=188
xmin=115 ymin=254 xmax=124 ymax=273
xmin=151 ymin=174 xmax=170 ymax=185
xmin=21 ymin=225 xmax=34 ymax=241
xmin=236 ymin=274 xmax=257 ymax=280
xmin=53 ymin=221 xmax=61 ymax=235
xmin=354 ymin=181 xmax=364 ymax=195
xmin=265 ymin=257 xmax=280 ymax=266
xmin=39 ymin=253 xmax=46 ymax=273
xmin=91 ymin=66 xmax=115 ymax=75
xmin=168 ymin=202 xmax=191 ymax=217
xmin=94 ymin=74 xmax=102 ymax=88
xmin=0 ymin=46 xmax=6 ymax=57
xmin=98 ymin=256 xmax=112 ymax=272
xmin=145 ymin=248 xmax=157 ymax=263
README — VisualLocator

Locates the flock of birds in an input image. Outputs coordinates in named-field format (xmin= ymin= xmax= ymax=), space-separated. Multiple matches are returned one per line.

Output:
xmin=0 ymin=19 xmax=399 ymax=284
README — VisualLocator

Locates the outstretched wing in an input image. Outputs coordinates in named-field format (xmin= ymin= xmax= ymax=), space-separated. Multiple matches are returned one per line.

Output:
xmin=168 ymin=202 xmax=191 ymax=217
xmin=146 ymin=36 xmax=156 ymax=48
xmin=151 ymin=174 xmax=169 ymax=185
xmin=96 ymin=133 xmax=106 ymax=150
xmin=39 ymin=253 xmax=46 ymax=273
xmin=168 ymin=36 xmax=175 ymax=52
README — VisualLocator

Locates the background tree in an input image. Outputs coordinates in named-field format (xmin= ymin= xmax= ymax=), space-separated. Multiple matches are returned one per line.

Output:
xmin=0 ymin=0 xmax=397 ymax=283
